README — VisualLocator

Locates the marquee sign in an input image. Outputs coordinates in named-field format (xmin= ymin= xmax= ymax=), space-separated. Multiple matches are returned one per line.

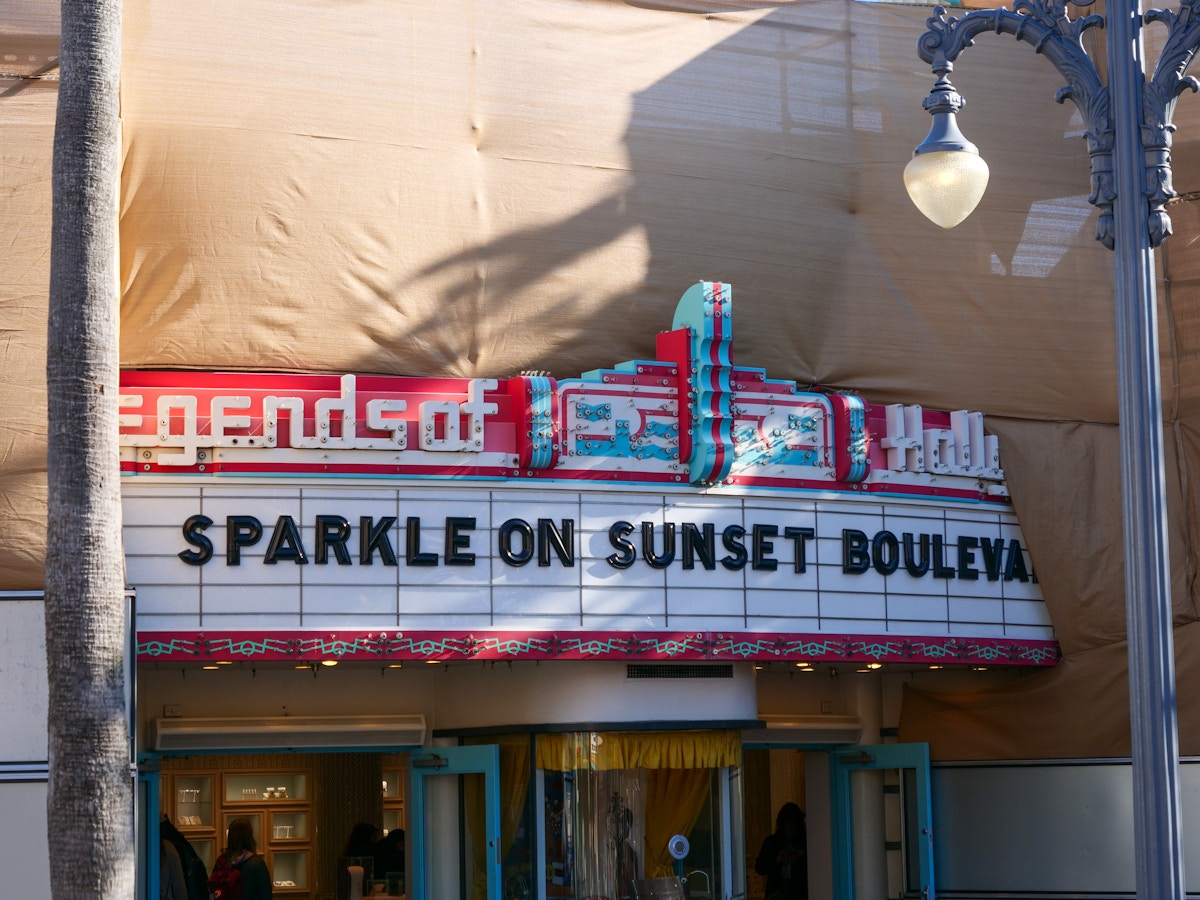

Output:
xmin=120 ymin=282 xmax=1004 ymax=501
xmin=122 ymin=283 xmax=1056 ymax=666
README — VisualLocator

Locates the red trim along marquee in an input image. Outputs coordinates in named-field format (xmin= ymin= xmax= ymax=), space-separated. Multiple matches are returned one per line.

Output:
xmin=136 ymin=630 xmax=1061 ymax=667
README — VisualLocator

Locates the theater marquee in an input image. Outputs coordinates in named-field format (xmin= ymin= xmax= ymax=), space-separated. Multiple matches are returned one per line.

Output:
xmin=123 ymin=283 xmax=1056 ymax=667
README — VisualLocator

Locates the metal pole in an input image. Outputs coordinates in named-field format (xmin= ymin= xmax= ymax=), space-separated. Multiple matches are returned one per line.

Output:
xmin=1107 ymin=0 xmax=1187 ymax=894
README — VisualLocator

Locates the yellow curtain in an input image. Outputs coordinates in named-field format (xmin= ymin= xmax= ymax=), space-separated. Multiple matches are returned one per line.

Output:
xmin=536 ymin=730 xmax=740 ymax=771
xmin=497 ymin=736 xmax=531 ymax=858
xmin=644 ymin=768 xmax=713 ymax=878
xmin=464 ymin=736 xmax=532 ymax=900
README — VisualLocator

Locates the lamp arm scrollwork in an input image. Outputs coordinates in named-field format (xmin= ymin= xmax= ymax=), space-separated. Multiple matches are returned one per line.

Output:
xmin=917 ymin=0 xmax=1200 ymax=248
xmin=1145 ymin=0 xmax=1200 ymax=244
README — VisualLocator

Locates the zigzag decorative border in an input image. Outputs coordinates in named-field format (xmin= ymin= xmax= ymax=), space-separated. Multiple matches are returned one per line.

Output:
xmin=136 ymin=630 xmax=1060 ymax=667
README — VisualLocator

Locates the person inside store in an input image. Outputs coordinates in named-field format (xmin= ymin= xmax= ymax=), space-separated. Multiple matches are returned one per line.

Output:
xmin=210 ymin=817 xmax=273 ymax=900
xmin=342 ymin=821 xmax=381 ymax=861
xmin=160 ymin=813 xmax=209 ymax=900
xmin=160 ymin=836 xmax=186 ymax=900
xmin=754 ymin=802 xmax=808 ymax=900
xmin=371 ymin=828 xmax=405 ymax=885
xmin=339 ymin=823 xmax=380 ymax=900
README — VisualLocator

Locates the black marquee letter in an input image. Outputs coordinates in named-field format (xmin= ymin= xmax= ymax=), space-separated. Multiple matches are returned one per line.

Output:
xmin=980 ymin=537 xmax=1005 ymax=581
xmin=932 ymin=535 xmax=955 ymax=579
xmin=752 ymin=524 xmax=779 ymax=571
xmin=784 ymin=526 xmax=815 ymax=573
xmin=445 ymin=517 xmax=477 ymax=566
xmin=1004 ymin=539 xmax=1031 ymax=582
xmin=360 ymin=516 xmax=398 ymax=566
xmin=226 ymin=515 xmax=263 ymax=565
xmin=538 ymin=519 xmax=575 ymax=567
xmin=842 ymin=529 xmax=870 ymax=574
xmin=499 ymin=518 xmax=535 ymax=566
xmin=641 ymin=522 xmax=675 ymax=569
xmin=903 ymin=533 xmax=930 ymax=576
xmin=179 ymin=515 xmax=214 ymax=566
xmin=957 ymin=535 xmax=980 ymax=581
xmin=871 ymin=530 xmax=900 ymax=575
xmin=681 ymin=522 xmax=716 ymax=570
xmin=315 ymin=515 xmax=352 ymax=565
xmin=606 ymin=521 xmax=636 ymax=569
xmin=264 ymin=515 xmax=308 ymax=565
xmin=721 ymin=524 xmax=747 ymax=570
xmin=406 ymin=516 xmax=438 ymax=566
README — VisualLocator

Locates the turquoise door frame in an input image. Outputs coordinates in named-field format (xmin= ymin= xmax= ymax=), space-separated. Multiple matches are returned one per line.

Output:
xmin=830 ymin=743 xmax=934 ymax=900
xmin=409 ymin=745 xmax=501 ymax=900
xmin=139 ymin=760 xmax=161 ymax=900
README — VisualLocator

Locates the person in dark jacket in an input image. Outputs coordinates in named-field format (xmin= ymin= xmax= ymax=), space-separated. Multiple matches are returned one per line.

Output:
xmin=216 ymin=817 xmax=273 ymax=900
xmin=160 ymin=838 xmax=187 ymax=900
xmin=754 ymin=802 xmax=807 ymax=900
xmin=160 ymin=814 xmax=209 ymax=900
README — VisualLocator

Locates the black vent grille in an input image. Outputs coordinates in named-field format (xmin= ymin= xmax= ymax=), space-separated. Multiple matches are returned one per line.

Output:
xmin=626 ymin=664 xmax=734 ymax=679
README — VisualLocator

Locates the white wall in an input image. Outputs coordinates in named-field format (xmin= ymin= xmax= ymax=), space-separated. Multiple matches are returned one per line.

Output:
xmin=137 ymin=658 xmax=758 ymax=743
xmin=0 ymin=594 xmax=50 ymax=900
xmin=0 ymin=781 xmax=50 ymax=900
xmin=433 ymin=660 xmax=759 ymax=729
xmin=0 ymin=595 xmax=48 ymax=759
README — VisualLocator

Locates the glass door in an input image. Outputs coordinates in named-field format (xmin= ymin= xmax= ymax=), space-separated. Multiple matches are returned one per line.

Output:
xmin=830 ymin=744 xmax=934 ymax=900
xmin=410 ymin=745 xmax=501 ymax=900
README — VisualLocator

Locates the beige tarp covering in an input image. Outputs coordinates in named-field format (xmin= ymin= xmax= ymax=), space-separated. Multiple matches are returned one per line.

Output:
xmin=5 ymin=0 xmax=1200 ymax=757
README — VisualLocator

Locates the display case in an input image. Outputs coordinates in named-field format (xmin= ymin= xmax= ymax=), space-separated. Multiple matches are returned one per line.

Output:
xmin=272 ymin=850 xmax=310 ymax=892
xmin=224 ymin=772 xmax=307 ymax=803
xmin=270 ymin=811 xmax=307 ymax=842
xmin=173 ymin=773 xmax=215 ymax=830
xmin=382 ymin=759 xmax=405 ymax=838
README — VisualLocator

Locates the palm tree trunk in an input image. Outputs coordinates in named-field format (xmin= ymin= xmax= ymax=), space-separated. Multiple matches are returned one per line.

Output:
xmin=45 ymin=0 xmax=133 ymax=897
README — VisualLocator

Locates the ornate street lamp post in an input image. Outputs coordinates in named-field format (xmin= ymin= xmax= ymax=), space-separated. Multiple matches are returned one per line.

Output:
xmin=905 ymin=0 xmax=1199 ymax=896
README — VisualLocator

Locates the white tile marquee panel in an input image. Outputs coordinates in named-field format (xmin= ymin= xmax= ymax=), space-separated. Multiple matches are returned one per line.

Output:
xmin=123 ymin=483 xmax=1050 ymax=641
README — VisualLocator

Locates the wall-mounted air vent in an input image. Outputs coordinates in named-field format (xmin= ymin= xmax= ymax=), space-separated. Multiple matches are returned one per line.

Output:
xmin=626 ymin=664 xmax=734 ymax=679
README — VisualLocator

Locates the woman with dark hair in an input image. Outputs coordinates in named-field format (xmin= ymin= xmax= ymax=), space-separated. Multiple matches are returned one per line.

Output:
xmin=754 ymin=802 xmax=807 ymax=900
xmin=209 ymin=817 xmax=272 ymax=900
xmin=342 ymin=822 xmax=380 ymax=859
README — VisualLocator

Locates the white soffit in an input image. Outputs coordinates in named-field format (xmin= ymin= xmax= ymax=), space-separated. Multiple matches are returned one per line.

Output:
xmin=151 ymin=714 xmax=426 ymax=751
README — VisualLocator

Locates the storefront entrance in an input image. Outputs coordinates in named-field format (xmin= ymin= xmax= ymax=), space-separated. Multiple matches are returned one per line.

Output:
xmin=142 ymin=739 xmax=935 ymax=900
xmin=141 ymin=730 xmax=757 ymax=900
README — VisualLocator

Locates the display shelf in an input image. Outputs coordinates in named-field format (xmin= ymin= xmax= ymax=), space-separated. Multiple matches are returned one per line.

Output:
xmin=270 ymin=811 xmax=308 ymax=842
xmin=382 ymin=759 xmax=406 ymax=840
xmin=224 ymin=772 xmax=307 ymax=803
xmin=174 ymin=774 xmax=215 ymax=829
xmin=382 ymin=768 xmax=404 ymax=801
xmin=272 ymin=850 xmax=309 ymax=892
